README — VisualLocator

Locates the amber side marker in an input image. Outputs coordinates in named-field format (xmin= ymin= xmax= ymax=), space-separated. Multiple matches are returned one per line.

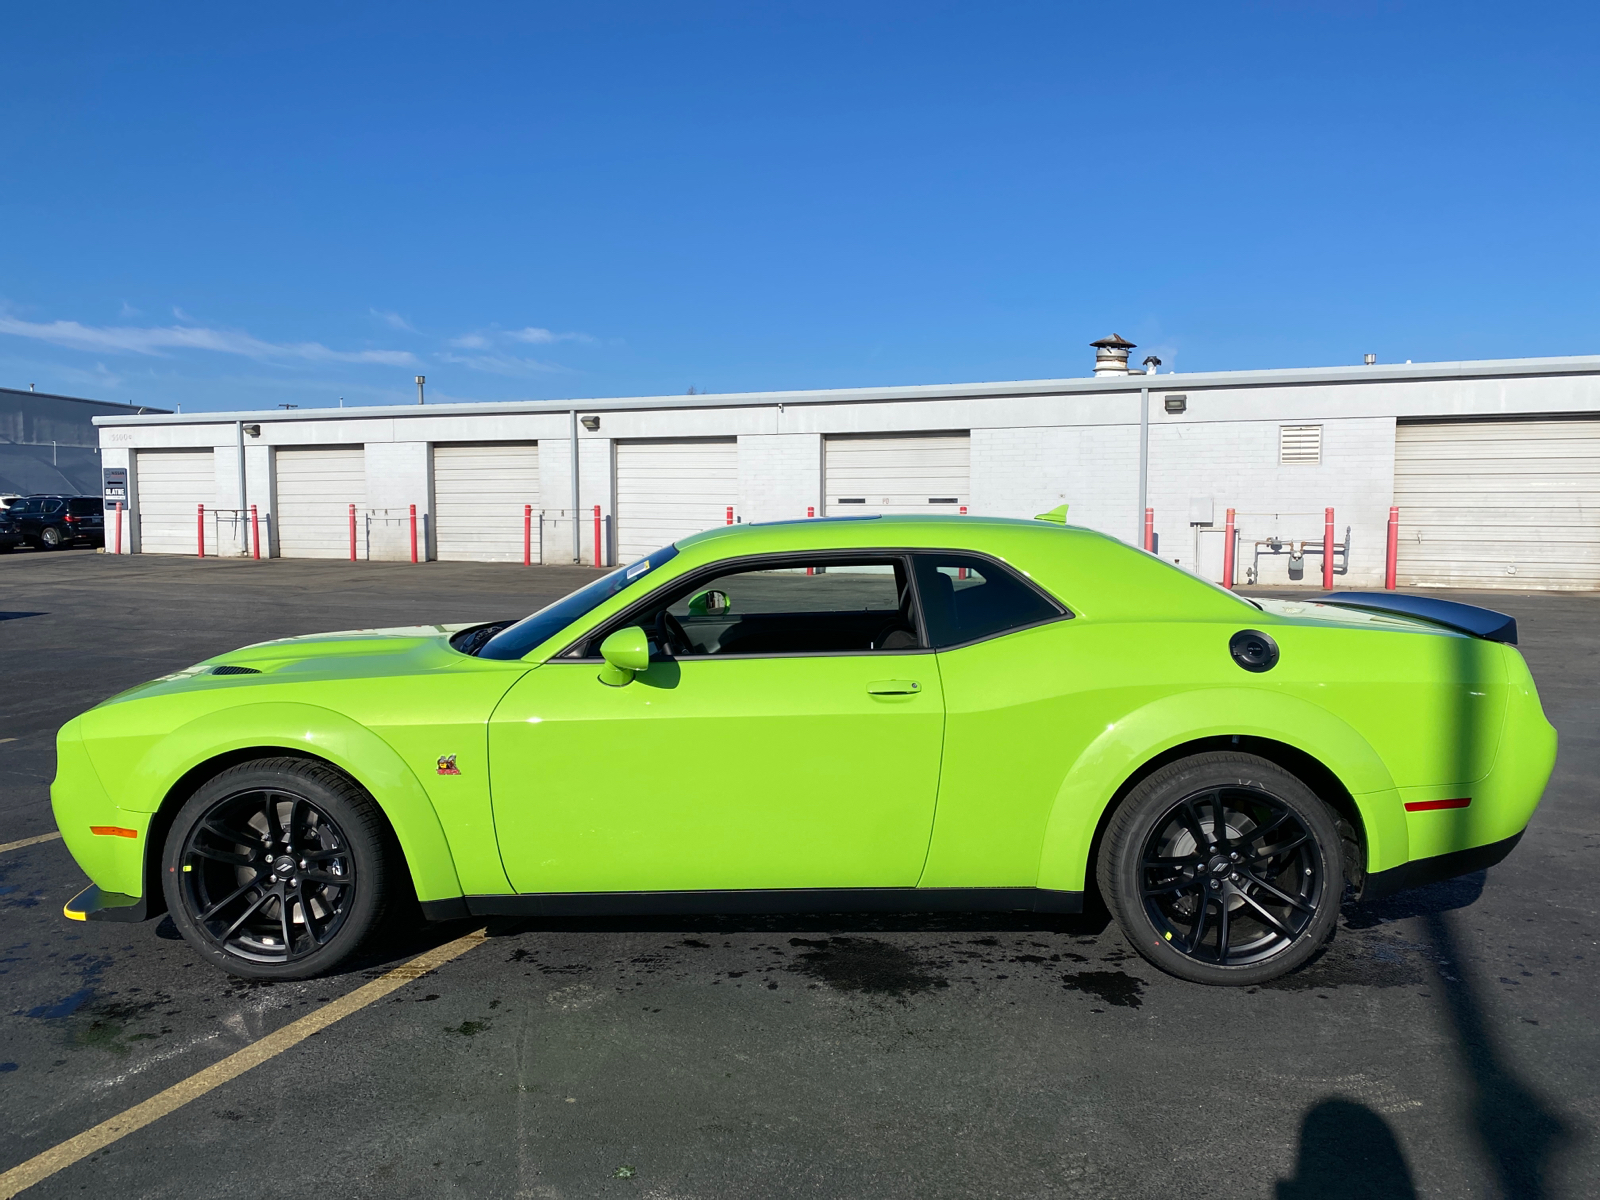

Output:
xmin=1402 ymin=797 xmax=1471 ymax=813
xmin=89 ymin=825 xmax=139 ymax=838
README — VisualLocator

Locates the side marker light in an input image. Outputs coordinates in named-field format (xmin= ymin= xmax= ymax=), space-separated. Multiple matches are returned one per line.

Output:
xmin=90 ymin=826 xmax=138 ymax=838
xmin=1403 ymin=797 xmax=1471 ymax=812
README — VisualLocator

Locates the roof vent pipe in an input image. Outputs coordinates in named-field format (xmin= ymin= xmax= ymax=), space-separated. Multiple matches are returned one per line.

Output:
xmin=1364 ymin=354 xmax=1376 ymax=366
xmin=1091 ymin=333 xmax=1136 ymax=376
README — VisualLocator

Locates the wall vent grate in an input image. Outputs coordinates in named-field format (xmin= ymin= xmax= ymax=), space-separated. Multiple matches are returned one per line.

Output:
xmin=1279 ymin=425 xmax=1323 ymax=465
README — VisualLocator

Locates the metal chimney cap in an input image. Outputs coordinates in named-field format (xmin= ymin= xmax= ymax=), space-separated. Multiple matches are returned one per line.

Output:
xmin=1091 ymin=333 xmax=1136 ymax=350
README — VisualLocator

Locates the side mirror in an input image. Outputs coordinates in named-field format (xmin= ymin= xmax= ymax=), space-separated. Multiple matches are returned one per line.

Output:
xmin=687 ymin=589 xmax=732 ymax=617
xmin=597 ymin=627 xmax=651 ymax=687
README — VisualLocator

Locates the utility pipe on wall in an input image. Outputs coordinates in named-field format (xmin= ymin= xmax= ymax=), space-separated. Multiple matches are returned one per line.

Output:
xmin=570 ymin=409 xmax=580 ymax=564
xmin=235 ymin=421 xmax=249 ymax=556
xmin=1137 ymin=386 xmax=1149 ymax=547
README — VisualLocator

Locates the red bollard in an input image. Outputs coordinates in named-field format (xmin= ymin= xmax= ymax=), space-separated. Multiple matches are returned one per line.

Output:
xmin=593 ymin=505 xmax=602 ymax=568
xmin=113 ymin=501 xmax=122 ymax=555
xmin=1323 ymin=507 xmax=1335 ymax=590
xmin=348 ymin=504 xmax=357 ymax=561
xmin=524 ymin=504 xmax=532 ymax=566
xmin=1223 ymin=508 xmax=1236 ymax=589
xmin=1143 ymin=507 xmax=1154 ymax=552
xmin=410 ymin=504 xmax=418 ymax=564
xmin=807 ymin=506 xmax=814 ymax=518
xmin=959 ymin=505 xmax=968 ymax=515
xmin=250 ymin=504 xmax=260 ymax=560
xmin=726 ymin=506 xmax=734 ymax=526
xmin=197 ymin=504 xmax=205 ymax=558
xmin=1386 ymin=506 xmax=1399 ymax=590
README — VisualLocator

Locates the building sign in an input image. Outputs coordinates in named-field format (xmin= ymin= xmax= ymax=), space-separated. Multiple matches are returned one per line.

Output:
xmin=102 ymin=467 xmax=128 ymax=505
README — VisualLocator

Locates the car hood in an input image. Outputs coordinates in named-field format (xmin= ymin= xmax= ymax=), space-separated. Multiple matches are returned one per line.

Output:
xmin=95 ymin=622 xmax=500 ymax=707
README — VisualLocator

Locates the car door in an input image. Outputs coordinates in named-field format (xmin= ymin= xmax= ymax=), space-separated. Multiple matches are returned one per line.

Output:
xmin=488 ymin=553 xmax=945 ymax=896
xmin=905 ymin=552 xmax=1081 ymax=889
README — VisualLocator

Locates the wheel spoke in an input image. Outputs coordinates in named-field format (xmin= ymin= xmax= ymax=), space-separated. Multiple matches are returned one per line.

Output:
xmin=1216 ymin=895 xmax=1231 ymax=964
xmin=190 ymin=843 xmax=255 ymax=867
xmin=1178 ymin=799 xmax=1212 ymax=851
xmin=198 ymin=873 xmax=268 ymax=921
xmin=1211 ymin=793 xmax=1230 ymax=853
xmin=278 ymin=889 xmax=292 ymax=954
xmin=1240 ymin=869 xmax=1316 ymax=914
xmin=1143 ymin=874 xmax=1203 ymax=897
xmin=302 ymin=869 xmax=351 ymax=888
xmin=220 ymin=888 xmax=275 ymax=941
xmin=1186 ymin=894 xmax=1211 ymax=954
xmin=200 ymin=818 xmax=266 ymax=854
xmin=298 ymin=891 xmax=322 ymax=948
xmin=1249 ymin=832 xmax=1310 ymax=862
xmin=1233 ymin=888 xmax=1301 ymax=938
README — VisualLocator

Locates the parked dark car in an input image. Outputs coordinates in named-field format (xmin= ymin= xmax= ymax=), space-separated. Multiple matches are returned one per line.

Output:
xmin=0 ymin=495 xmax=104 ymax=551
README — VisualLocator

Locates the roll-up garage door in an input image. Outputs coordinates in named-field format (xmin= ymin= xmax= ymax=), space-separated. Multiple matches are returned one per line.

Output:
xmin=275 ymin=446 xmax=366 ymax=559
xmin=433 ymin=442 xmax=539 ymax=562
xmin=615 ymin=438 xmax=738 ymax=561
xmin=1395 ymin=419 xmax=1600 ymax=589
xmin=824 ymin=433 xmax=970 ymax=517
xmin=134 ymin=449 xmax=217 ymax=555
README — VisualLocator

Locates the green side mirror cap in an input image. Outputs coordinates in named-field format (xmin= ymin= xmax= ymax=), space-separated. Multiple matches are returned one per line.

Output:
xmin=597 ymin=627 xmax=651 ymax=687
xmin=1034 ymin=504 xmax=1070 ymax=525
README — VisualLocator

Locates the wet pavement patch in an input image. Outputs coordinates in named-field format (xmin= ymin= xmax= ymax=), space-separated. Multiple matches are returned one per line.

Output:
xmin=1061 ymin=970 xmax=1146 ymax=1009
xmin=785 ymin=937 xmax=949 ymax=997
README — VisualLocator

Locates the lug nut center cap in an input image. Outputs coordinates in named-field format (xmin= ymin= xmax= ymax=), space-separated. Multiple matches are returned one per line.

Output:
xmin=272 ymin=856 xmax=297 ymax=878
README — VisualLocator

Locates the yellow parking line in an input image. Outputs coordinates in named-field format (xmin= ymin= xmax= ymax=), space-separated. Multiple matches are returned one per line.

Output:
xmin=0 ymin=832 xmax=62 ymax=855
xmin=0 ymin=926 xmax=489 ymax=1199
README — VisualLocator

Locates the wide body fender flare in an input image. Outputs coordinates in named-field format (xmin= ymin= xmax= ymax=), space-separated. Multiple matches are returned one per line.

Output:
xmin=1034 ymin=688 xmax=1406 ymax=893
xmin=125 ymin=701 xmax=463 ymax=904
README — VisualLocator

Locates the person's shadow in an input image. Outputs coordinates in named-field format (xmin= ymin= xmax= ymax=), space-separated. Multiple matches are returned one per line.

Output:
xmin=1276 ymin=1099 xmax=1417 ymax=1200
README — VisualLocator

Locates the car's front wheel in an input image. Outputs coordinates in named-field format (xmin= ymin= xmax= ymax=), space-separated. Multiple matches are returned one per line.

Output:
xmin=39 ymin=525 xmax=65 ymax=550
xmin=1098 ymin=752 xmax=1343 ymax=985
xmin=161 ymin=757 xmax=395 ymax=979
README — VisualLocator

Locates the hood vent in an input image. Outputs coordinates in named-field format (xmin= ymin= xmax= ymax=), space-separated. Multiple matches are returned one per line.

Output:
xmin=211 ymin=664 xmax=262 ymax=675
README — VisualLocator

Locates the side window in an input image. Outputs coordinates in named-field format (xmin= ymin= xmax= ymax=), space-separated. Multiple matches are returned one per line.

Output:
xmin=912 ymin=554 xmax=1066 ymax=648
xmin=596 ymin=557 xmax=920 ymax=657
xmin=41 ymin=500 xmax=64 ymax=514
xmin=67 ymin=499 xmax=100 ymax=515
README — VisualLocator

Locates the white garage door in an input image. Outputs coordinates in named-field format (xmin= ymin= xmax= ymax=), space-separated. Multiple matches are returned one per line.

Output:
xmin=275 ymin=447 xmax=366 ymax=559
xmin=825 ymin=433 xmax=970 ymax=517
xmin=615 ymin=438 xmax=738 ymax=561
xmin=1395 ymin=420 xmax=1600 ymax=589
xmin=433 ymin=442 xmax=540 ymax=562
xmin=134 ymin=449 xmax=217 ymax=555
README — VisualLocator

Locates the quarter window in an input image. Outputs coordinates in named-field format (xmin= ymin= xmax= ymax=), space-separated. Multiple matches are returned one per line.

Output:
xmin=912 ymin=554 xmax=1065 ymax=648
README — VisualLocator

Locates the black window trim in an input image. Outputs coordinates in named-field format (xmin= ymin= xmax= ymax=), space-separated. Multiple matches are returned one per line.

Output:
xmin=554 ymin=546 xmax=1073 ymax=662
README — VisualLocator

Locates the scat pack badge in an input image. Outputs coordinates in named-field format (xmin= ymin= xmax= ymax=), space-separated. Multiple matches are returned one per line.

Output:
xmin=436 ymin=754 xmax=461 ymax=776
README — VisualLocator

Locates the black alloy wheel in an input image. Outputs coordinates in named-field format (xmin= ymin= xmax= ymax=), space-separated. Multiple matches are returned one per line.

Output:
xmin=162 ymin=758 xmax=394 ymax=979
xmin=39 ymin=525 xmax=64 ymax=550
xmin=1099 ymin=752 xmax=1343 ymax=985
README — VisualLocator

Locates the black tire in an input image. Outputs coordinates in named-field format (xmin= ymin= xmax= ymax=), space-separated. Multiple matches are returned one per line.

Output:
xmin=1097 ymin=752 xmax=1343 ymax=986
xmin=161 ymin=757 xmax=395 ymax=980
xmin=40 ymin=526 xmax=65 ymax=550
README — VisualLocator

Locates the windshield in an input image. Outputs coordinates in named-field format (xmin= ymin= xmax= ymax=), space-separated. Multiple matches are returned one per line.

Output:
xmin=476 ymin=544 xmax=680 ymax=660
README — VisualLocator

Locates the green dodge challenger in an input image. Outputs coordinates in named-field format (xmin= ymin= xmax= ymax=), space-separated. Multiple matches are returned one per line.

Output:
xmin=53 ymin=515 xmax=1556 ymax=986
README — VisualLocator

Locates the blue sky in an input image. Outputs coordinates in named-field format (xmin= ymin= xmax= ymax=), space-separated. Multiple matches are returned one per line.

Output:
xmin=3 ymin=2 xmax=1596 ymax=412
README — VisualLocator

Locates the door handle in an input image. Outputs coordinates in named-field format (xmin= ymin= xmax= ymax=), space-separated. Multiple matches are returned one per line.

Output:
xmin=867 ymin=680 xmax=921 ymax=695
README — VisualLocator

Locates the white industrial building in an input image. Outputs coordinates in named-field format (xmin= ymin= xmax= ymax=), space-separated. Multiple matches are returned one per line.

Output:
xmin=92 ymin=341 xmax=1600 ymax=591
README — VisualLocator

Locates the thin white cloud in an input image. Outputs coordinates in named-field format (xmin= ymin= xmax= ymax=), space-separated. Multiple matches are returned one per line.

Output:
xmin=371 ymin=308 xmax=417 ymax=332
xmin=0 ymin=315 xmax=417 ymax=366
xmin=118 ymin=301 xmax=141 ymax=319
xmin=447 ymin=333 xmax=492 ymax=349
xmin=437 ymin=350 xmax=569 ymax=377
xmin=506 ymin=326 xmax=596 ymax=345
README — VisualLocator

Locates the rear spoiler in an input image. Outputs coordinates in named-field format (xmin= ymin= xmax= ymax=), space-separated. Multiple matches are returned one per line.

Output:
xmin=1313 ymin=592 xmax=1518 ymax=645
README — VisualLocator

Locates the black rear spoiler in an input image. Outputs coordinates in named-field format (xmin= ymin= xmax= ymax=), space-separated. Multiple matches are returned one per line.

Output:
xmin=1313 ymin=592 xmax=1518 ymax=645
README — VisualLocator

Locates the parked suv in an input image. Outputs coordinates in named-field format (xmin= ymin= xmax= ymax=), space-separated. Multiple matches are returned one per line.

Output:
xmin=0 ymin=496 xmax=104 ymax=551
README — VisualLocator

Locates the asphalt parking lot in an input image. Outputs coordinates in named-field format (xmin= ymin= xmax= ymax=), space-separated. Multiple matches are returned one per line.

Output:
xmin=2 ymin=550 xmax=1597 ymax=1199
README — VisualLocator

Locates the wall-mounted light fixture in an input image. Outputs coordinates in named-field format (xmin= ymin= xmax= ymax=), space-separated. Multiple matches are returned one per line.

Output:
xmin=580 ymin=415 xmax=601 ymax=431
xmin=243 ymin=424 xmax=262 ymax=437
xmin=1164 ymin=394 xmax=1188 ymax=414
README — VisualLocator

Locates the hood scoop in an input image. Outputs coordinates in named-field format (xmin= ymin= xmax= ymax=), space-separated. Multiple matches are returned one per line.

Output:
xmin=211 ymin=665 xmax=263 ymax=676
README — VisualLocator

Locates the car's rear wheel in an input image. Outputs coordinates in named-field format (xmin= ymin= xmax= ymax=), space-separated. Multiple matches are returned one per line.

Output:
xmin=40 ymin=525 xmax=65 ymax=550
xmin=1097 ymin=752 xmax=1343 ymax=985
xmin=161 ymin=758 xmax=395 ymax=979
